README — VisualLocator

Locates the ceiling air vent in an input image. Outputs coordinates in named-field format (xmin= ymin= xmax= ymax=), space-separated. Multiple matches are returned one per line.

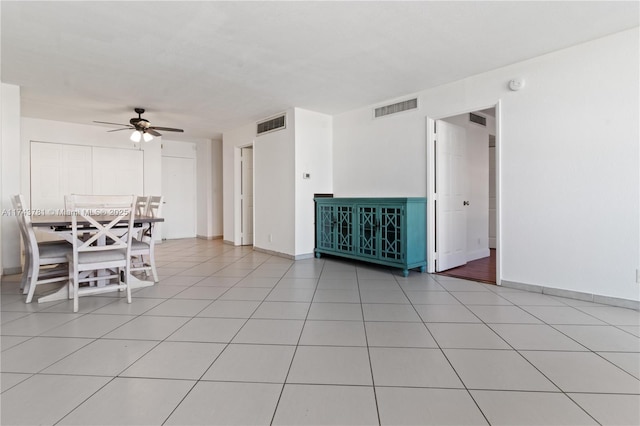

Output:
xmin=469 ymin=112 xmax=487 ymax=126
xmin=374 ymin=98 xmax=418 ymax=118
xmin=257 ymin=114 xmax=286 ymax=135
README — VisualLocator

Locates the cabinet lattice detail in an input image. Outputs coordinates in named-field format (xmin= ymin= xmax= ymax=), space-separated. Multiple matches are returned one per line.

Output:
xmin=315 ymin=198 xmax=426 ymax=277
xmin=336 ymin=206 xmax=353 ymax=252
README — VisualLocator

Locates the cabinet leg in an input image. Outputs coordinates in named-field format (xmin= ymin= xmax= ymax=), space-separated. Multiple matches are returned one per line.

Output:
xmin=402 ymin=269 xmax=409 ymax=277
xmin=420 ymin=266 xmax=426 ymax=273
xmin=315 ymin=252 xmax=322 ymax=259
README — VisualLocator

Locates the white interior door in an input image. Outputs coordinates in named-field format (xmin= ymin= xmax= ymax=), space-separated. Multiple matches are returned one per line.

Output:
xmin=162 ymin=156 xmax=196 ymax=239
xmin=241 ymin=147 xmax=254 ymax=245
xmin=436 ymin=120 xmax=468 ymax=271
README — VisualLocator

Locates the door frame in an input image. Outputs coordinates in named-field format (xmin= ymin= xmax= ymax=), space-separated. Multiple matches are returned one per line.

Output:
xmin=234 ymin=142 xmax=254 ymax=246
xmin=240 ymin=146 xmax=254 ymax=246
xmin=426 ymin=100 xmax=502 ymax=285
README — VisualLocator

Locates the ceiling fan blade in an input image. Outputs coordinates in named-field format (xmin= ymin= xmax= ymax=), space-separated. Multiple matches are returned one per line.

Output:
xmin=147 ymin=129 xmax=162 ymax=137
xmin=93 ymin=120 xmax=130 ymax=127
xmin=107 ymin=127 xmax=133 ymax=132
xmin=150 ymin=126 xmax=184 ymax=132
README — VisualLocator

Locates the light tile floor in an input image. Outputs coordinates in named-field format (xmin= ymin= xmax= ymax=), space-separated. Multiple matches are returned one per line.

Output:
xmin=1 ymin=239 xmax=639 ymax=425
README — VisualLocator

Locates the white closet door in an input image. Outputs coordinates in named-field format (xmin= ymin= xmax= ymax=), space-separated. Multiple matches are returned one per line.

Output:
xmin=31 ymin=142 xmax=92 ymax=211
xmin=92 ymin=147 xmax=144 ymax=196
xmin=162 ymin=156 xmax=196 ymax=239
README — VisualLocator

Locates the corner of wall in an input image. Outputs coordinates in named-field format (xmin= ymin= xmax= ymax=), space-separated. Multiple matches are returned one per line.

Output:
xmin=1 ymin=83 xmax=22 ymax=274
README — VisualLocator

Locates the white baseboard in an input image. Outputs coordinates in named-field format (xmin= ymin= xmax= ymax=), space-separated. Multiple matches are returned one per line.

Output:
xmin=253 ymin=246 xmax=315 ymax=261
xmin=1 ymin=266 xmax=22 ymax=276
xmin=466 ymin=248 xmax=490 ymax=262
xmin=197 ymin=235 xmax=223 ymax=240
xmin=501 ymin=280 xmax=639 ymax=310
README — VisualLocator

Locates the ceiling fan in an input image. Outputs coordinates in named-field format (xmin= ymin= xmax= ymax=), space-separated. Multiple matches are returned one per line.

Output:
xmin=94 ymin=108 xmax=184 ymax=142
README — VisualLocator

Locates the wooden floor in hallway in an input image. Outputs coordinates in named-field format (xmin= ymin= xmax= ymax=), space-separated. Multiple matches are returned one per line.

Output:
xmin=438 ymin=249 xmax=496 ymax=284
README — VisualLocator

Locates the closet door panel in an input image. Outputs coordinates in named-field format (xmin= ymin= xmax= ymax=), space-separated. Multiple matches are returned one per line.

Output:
xmin=30 ymin=142 xmax=92 ymax=211
xmin=92 ymin=147 xmax=143 ymax=196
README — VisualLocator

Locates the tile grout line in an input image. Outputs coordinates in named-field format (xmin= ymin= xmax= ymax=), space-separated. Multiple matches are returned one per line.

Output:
xmin=268 ymin=257 xmax=326 ymax=426
xmin=396 ymin=271 xmax=493 ymax=425
xmin=356 ymin=265 xmax=383 ymax=426
xmin=160 ymin=249 xmax=279 ymax=425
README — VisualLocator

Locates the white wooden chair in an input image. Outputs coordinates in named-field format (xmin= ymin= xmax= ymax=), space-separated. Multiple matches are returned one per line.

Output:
xmin=134 ymin=195 xmax=150 ymax=215
xmin=133 ymin=195 xmax=150 ymax=240
xmin=11 ymin=194 xmax=71 ymax=303
xmin=65 ymin=194 xmax=135 ymax=312
xmin=130 ymin=195 xmax=163 ymax=282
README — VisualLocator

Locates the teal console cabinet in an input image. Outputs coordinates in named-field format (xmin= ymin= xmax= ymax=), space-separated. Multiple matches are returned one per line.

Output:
xmin=315 ymin=197 xmax=427 ymax=277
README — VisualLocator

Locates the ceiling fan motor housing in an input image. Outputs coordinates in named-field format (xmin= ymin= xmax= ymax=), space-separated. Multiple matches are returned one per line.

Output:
xmin=130 ymin=117 xmax=150 ymax=129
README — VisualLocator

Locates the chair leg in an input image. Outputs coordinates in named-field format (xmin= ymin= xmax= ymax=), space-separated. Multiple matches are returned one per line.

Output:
xmin=20 ymin=253 xmax=31 ymax=292
xmin=68 ymin=266 xmax=75 ymax=300
xmin=22 ymin=264 xmax=31 ymax=295
xmin=25 ymin=261 xmax=39 ymax=304
xmin=124 ymin=266 xmax=131 ymax=304
xmin=149 ymin=248 xmax=159 ymax=283
xmin=72 ymin=267 xmax=80 ymax=313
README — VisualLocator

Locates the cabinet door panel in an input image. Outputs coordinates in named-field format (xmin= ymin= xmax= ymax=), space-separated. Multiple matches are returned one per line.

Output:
xmin=336 ymin=205 xmax=354 ymax=253
xmin=357 ymin=206 xmax=378 ymax=259
xmin=380 ymin=205 xmax=404 ymax=262
xmin=317 ymin=204 xmax=335 ymax=250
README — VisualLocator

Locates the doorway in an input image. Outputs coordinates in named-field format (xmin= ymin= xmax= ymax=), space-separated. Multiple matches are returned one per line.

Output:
xmin=240 ymin=147 xmax=254 ymax=246
xmin=427 ymin=105 xmax=499 ymax=284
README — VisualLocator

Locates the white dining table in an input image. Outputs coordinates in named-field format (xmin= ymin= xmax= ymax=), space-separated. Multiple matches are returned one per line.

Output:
xmin=30 ymin=214 xmax=164 ymax=303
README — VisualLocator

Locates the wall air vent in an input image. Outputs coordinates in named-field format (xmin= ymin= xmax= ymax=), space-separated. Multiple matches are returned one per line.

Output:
xmin=469 ymin=112 xmax=487 ymax=126
xmin=374 ymin=98 xmax=418 ymax=118
xmin=257 ymin=114 xmax=286 ymax=135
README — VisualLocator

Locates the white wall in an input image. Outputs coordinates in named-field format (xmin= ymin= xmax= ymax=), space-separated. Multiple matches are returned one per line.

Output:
xmin=333 ymin=28 xmax=639 ymax=302
xmin=1 ymin=83 xmax=21 ymax=273
xmin=253 ymin=109 xmax=296 ymax=255
xmin=294 ymin=108 xmax=333 ymax=256
xmin=211 ymin=139 xmax=223 ymax=238
xmin=442 ymin=112 xmax=495 ymax=261
xmin=195 ymin=139 xmax=215 ymax=239
xmin=199 ymin=139 xmax=223 ymax=239
xmin=223 ymin=108 xmax=333 ymax=258
xmin=223 ymin=112 xmax=298 ymax=255
xmin=333 ymin=103 xmax=426 ymax=197
xmin=222 ymin=122 xmax=255 ymax=244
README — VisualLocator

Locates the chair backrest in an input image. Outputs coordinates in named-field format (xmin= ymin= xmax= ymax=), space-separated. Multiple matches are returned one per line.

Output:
xmin=135 ymin=196 xmax=150 ymax=216
xmin=139 ymin=196 xmax=163 ymax=242
xmin=65 ymin=194 xmax=135 ymax=258
xmin=146 ymin=196 xmax=164 ymax=218
xmin=11 ymin=194 xmax=37 ymax=259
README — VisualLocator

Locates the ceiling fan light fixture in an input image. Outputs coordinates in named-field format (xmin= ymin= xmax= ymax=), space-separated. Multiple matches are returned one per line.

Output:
xmin=143 ymin=132 xmax=154 ymax=142
xmin=130 ymin=130 xmax=142 ymax=142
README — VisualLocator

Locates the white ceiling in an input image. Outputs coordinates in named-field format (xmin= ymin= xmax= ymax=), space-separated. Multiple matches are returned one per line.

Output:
xmin=2 ymin=1 xmax=638 ymax=141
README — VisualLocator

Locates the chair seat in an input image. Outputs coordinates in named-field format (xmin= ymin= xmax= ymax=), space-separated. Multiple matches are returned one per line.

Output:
xmin=71 ymin=249 xmax=127 ymax=264
xmin=39 ymin=240 xmax=69 ymax=246
xmin=39 ymin=241 xmax=72 ymax=259
xmin=131 ymin=239 xmax=150 ymax=250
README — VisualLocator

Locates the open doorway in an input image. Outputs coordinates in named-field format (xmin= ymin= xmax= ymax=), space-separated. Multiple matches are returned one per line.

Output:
xmin=426 ymin=106 xmax=498 ymax=284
